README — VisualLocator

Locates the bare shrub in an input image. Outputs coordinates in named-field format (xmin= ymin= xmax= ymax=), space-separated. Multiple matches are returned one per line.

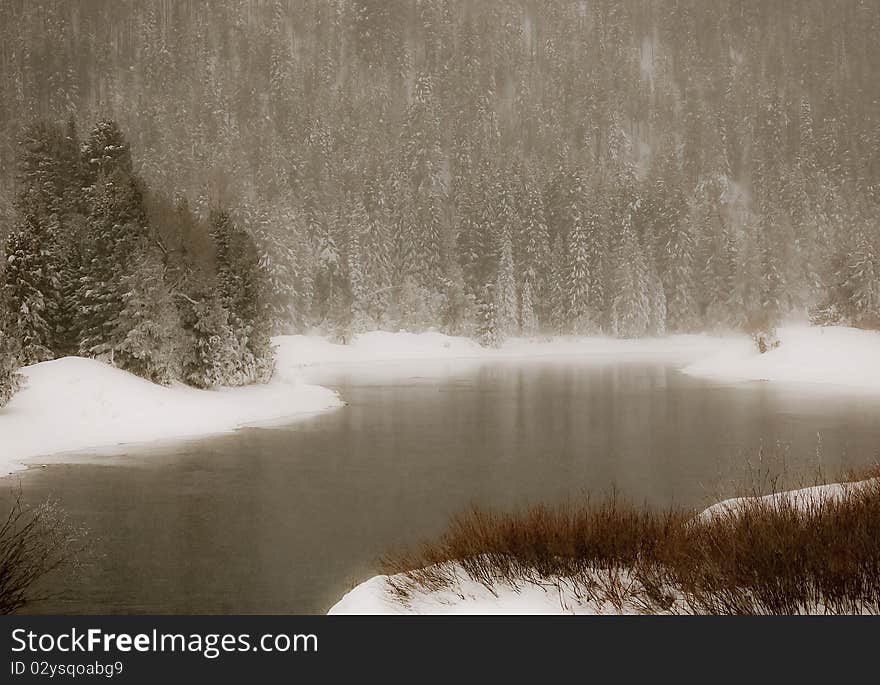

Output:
xmin=0 ymin=490 xmax=87 ymax=614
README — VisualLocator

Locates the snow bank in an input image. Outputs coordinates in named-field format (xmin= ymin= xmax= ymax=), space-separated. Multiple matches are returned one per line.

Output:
xmin=275 ymin=329 xmax=743 ymax=368
xmin=328 ymin=565 xmax=634 ymax=615
xmin=683 ymin=325 xmax=880 ymax=390
xmin=0 ymin=356 xmax=342 ymax=475
xmin=695 ymin=479 xmax=877 ymax=523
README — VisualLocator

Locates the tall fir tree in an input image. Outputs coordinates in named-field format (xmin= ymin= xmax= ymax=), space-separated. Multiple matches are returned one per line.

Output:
xmin=494 ymin=227 xmax=518 ymax=339
xmin=0 ymin=260 xmax=23 ymax=406
xmin=113 ymin=243 xmax=183 ymax=385
xmin=360 ymin=184 xmax=392 ymax=325
xmin=181 ymin=293 xmax=246 ymax=389
xmin=77 ymin=167 xmax=150 ymax=360
xmin=844 ymin=227 xmax=880 ymax=325
xmin=2 ymin=192 xmax=58 ymax=364
xmin=518 ymin=181 xmax=551 ymax=327
xmin=610 ymin=209 xmax=653 ymax=338
xmin=566 ymin=187 xmax=605 ymax=334
xmin=210 ymin=209 xmax=274 ymax=383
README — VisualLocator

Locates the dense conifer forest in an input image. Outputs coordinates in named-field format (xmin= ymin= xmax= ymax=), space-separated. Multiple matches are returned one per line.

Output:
xmin=1 ymin=1 xmax=880 ymax=400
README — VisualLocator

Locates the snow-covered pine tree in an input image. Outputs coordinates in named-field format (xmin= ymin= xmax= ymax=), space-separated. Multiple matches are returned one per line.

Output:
xmin=646 ymin=261 xmax=667 ymax=336
xmin=5 ymin=120 xmax=85 ymax=360
xmin=694 ymin=196 xmax=738 ymax=329
xmin=470 ymin=165 xmax=500 ymax=293
xmin=548 ymin=231 xmax=568 ymax=332
xmin=210 ymin=209 xmax=274 ymax=383
xmin=757 ymin=208 xmax=786 ymax=328
xmin=566 ymin=187 xmax=604 ymax=335
xmin=81 ymin=119 xmax=134 ymax=182
xmin=0 ymin=291 xmax=22 ymax=406
xmin=310 ymin=205 xmax=342 ymax=327
xmin=345 ymin=195 xmax=370 ymax=334
xmin=399 ymin=71 xmax=445 ymax=293
xmin=566 ymin=208 xmax=592 ymax=334
xmin=181 ymin=294 xmax=244 ymax=389
xmin=662 ymin=210 xmax=697 ymax=331
xmin=1 ymin=194 xmax=58 ymax=364
xmin=237 ymin=204 xmax=303 ymax=335
xmin=0 ymin=324 xmax=21 ymax=407
xmin=113 ymin=244 xmax=182 ymax=385
xmin=518 ymin=181 xmax=551 ymax=328
xmin=844 ymin=227 xmax=880 ymax=326
xmin=76 ymin=120 xmax=152 ymax=361
xmin=478 ymin=284 xmax=500 ymax=348
xmin=52 ymin=212 xmax=86 ymax=357
xmin=494 ymin=228 xmax=518 ymax=339
xmin=610 ymin=208 xmax=652 ymax=338
xmin=719 ymin=220 xmax=743 ymax=328
xmin=520 ymin=279 xmax=538 ymax=337
xmin=440 ymin=258 xmax=475 ymax=337
xmin=361 ymin=182 xmax=392 ymax=325
xmin=16 ymin=121 xmax=66 ymax=216
xmin=417 ymin=186 xmax=444 ymax=292
xmin=77 ymin=168 xmax=150 ymax=361
xmin=454 ymin=176 xmax=484 ymax=301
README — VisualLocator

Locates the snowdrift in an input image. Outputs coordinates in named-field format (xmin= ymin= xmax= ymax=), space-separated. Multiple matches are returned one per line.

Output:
xmin=0 ymin=356 xmax=341 ymax=475
xmin=683 ymin=325 xmax=880 ymax=390
xmin=328 ymin=565 xmax=632 ymax=615
xmin=695 ymin=479 xmax=878 ymax=523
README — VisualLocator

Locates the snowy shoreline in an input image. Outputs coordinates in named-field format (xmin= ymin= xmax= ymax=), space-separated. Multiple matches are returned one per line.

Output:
xmin=681 ymin=325 xmax=880 ymax=390
xmin=3 ymin=324 xmax=880 ymax=476
xmin=0 ymin=356 xmax=343 ymax=477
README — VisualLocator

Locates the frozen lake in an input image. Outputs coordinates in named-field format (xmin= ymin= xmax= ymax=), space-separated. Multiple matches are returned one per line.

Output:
xmin=5 ymin=358 xmax=880 ymax=614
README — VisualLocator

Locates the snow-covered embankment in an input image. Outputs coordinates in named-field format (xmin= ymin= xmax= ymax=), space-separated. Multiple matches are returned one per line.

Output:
xmin=0 ymin=356 xmax=342 ymax=476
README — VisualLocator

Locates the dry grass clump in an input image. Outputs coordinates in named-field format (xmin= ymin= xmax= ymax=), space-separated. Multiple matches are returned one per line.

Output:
xmin=383 ymin=467 xmax=880 ymax=615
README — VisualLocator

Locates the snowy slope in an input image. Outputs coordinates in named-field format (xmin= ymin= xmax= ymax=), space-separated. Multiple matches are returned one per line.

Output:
xmin=0 ymin=356 xmax=341 ymax=475
xmin=695 ymin=479 xmax=878 ymax=523
xmin=682 ymin=325 xmax=880 ymax=390
xmin=328 ymin=565 xmax=636 ymax=615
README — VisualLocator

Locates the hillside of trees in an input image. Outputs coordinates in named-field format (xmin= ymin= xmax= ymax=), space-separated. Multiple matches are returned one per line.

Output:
xmin=1 ymin=1 xmax=880 ymax=391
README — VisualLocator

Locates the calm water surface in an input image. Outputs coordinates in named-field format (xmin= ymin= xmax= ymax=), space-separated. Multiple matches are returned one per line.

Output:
xmin=4 ymin=358 xmax=880 ymax=614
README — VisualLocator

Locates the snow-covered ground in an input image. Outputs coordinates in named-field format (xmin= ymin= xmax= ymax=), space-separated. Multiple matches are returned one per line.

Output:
xmin=0 ymin=356 xmax=342 ymax=476
xmin=328 ymin=565 xmax=637 ymax=615
xmin=682 ymin=325 xmax=880 ymax=390
xmin=329 ymin=478 xmax=876 ymax=615
xmin=695 ymin=479 xmax=878 ymax=523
